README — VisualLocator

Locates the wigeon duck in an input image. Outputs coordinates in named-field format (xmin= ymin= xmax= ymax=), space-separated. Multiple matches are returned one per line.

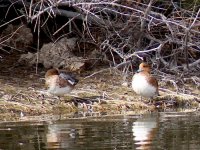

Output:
xmin=132 ymin=62 xmax=159 ymax=100
xmin=45 ymin=68 xmax=79 ymax=97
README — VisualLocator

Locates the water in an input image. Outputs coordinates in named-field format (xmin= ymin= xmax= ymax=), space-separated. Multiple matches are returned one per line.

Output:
xmin=0 ymin=111 xmax=200 ymax=150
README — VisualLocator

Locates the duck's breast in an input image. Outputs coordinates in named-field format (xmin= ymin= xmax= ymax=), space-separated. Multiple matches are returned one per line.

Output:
xmin=132 ymin=74 xmax=157 ymax=98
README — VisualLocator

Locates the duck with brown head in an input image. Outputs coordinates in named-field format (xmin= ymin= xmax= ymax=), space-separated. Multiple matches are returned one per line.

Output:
xmin=132 ymin=62 xmax=159 ymax=102
xmin=45 ymin=68 xmax=79 ymax=98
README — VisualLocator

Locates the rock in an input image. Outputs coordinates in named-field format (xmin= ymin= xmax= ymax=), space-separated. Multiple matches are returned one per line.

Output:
xmin=0 ymin=24 xmax=33 ymax=51
xmin=19 ymin=37 xmax=85 ymax=72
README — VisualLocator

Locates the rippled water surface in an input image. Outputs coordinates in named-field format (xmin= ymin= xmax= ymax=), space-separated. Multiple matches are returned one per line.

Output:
xmin=0 ymin=111 xmax=200 ymax=150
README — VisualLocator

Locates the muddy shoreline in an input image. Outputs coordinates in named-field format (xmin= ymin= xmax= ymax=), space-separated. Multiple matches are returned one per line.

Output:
xmin=0 ymin=53 xmax=199 ymax=121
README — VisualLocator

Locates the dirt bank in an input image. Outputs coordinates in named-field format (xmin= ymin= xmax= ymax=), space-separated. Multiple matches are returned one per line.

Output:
xmin=0 ymin=53 xmax=199 ymax=121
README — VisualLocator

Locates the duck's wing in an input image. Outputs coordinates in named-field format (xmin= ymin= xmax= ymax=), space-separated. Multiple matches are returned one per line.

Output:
xmin=148 ymin=75 xmax=159 ymax=95
xmin=59 ymin=72 xmax=78 ymax=86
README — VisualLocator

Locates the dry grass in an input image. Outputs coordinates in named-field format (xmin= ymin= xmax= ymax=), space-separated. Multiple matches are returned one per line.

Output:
xmin=0 ymin=53 xmax=199 ymax=121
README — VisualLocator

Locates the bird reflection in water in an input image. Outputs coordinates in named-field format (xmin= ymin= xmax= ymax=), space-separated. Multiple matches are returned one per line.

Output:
xmin=132 ymin=114 xmax=158 ymax=150
xmin=45 ymin=124 xmax=80 ymax=149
